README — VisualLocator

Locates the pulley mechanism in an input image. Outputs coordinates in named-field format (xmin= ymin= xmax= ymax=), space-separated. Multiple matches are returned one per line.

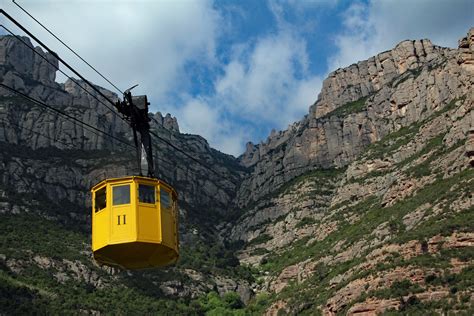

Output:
xmin=114 ymin=85 xmax=155 ymax=178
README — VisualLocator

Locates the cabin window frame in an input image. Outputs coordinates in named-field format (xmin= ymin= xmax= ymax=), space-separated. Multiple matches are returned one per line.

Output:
xmin=138 ymin=183 xmax=156 ymax=204
xmin=94 ymin=186 xmax=107 ymax=213
xmin=160 ymin=187 xmax=172 ymax=210
xmin=112 ymin=184 xmax=131 ymax=206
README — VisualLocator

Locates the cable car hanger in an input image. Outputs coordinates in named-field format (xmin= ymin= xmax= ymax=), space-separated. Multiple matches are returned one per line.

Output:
xmin=114 ymin=84 xmax=155 ymax=178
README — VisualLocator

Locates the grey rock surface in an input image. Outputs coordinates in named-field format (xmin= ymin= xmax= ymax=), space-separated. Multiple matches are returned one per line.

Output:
xmin=237 ymin=32 xmax=473 ymax=208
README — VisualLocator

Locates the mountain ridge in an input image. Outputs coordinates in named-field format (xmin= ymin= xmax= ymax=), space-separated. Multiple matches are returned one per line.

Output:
xmin=236 ymin=33 xmax=472 ymax=209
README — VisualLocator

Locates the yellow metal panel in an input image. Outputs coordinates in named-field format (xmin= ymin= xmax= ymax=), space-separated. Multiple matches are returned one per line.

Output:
xmin=137 ymin=204 xmax=160 ymax=242
xmin=158 ymin=185 xmax=178 ymax=251
xmin=92 ymin=184 xmax=109 ymax=251
xmin=110 ymin=182 xmax=135 ymax=244
xmin=92 ymin=209 xmax=109 ymax=251
xmin=94 ymin=242 xmax=178 ymax=269
xmin=136 ymin=180 xmax=160 ymax=242
xmin=160 ymin=208 xmax=173 ymax=248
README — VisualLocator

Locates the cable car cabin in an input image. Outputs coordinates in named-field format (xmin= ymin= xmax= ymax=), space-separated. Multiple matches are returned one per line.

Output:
xmin=91 ymin=176 xmax=178 ymax=269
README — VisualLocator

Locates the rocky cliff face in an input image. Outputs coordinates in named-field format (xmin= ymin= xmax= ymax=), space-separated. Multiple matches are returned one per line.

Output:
xmin=230 ymin=28 xmax=473 ymax=315
xmin=237 ymin=33 xmax=471 ymax=208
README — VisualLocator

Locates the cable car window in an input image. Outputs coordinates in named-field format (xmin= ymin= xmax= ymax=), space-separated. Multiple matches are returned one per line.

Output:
xmin=139 ymin=184 xmax=155 ymax=204
xmin=160 ymin=189 xmax=171 ymax=209
xmin=95 ymin=187 xmax=106 ymax=212
xmin=113 ymin=185 xmax=130 ymax=205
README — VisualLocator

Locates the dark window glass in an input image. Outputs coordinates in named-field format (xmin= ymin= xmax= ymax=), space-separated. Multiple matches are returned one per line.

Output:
xmin=160 ymin=189 xmax=171 ymax=209
xmin=113 ymin=185 xmax=130 ymax=205
xmin=95 ymin=187 xmax=106 ymax=212
xmin=139 ymin=184 xmax=155 ymax=204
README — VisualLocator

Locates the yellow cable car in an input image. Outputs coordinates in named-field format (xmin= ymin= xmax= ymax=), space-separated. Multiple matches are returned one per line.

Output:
xmin=91 ymin=89 xmax=179 ymax=269
xmin=91 ymin=176 xmax=178 ymax=269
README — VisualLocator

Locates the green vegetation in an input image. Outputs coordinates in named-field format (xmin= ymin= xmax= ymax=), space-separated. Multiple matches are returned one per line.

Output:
xmin=323 ymin=96 xmax=369 ymax=118
xmin=0 ymin=275 xmax=50 ymax=315
xmin=247 ymin=234 xmax=273 ymax=247
xmin=295 ymin=217 xmax=318 ymax=229
xmin=0 ymin=141 xmax=132 ymax=170
xmin=0 ymin=214 xmax=88 ymax=262
xmin=1 ymin=78 xmax=471 ymax=315
xmin=178 ymin=239 xmax=254 ymax=283
xmin=364 ymin=122 xmax=422 ymax=160
xmin=400 ymin=133 xmax=444 ymax=176
xmin=259 ymin=197 xmax=381 ymax=273
xmin=363 ymin=95 xmax=466 ymax=162
xmin=424 ymin=266 xmax=474 ymax=292
xmin=374 ymin=247 xmax=474 ymax=273
xmin=276 ymin=168 xmax=344 ymax=197
xmin=347 ymin=169 xmax=390 ymax=184
xmin=254 ymin=164 xmax=473 ymax=312
xmin=0 ymin=208 xmax=257 ymax=313
xmin=250 ymin=248 xmax=269 ymax=256
xmin=0 ymin=263 xmax=200 ymax=315
xmin=237 ymin=167 xmax=344 ymax=223
xmin=392 ymin=67 xmax=423 ymax=88
xmin=195 ymin=291 xmax=246 ymax=315
xmin=405 ymin=136 xmax=466 ymax=179
xmin=383 ymin=298 xmax=474 ymax=316
xmin=429 ymin=95 xmax=466 ymax=117
xmin=371 ymin=280 xmax=424 ymax=299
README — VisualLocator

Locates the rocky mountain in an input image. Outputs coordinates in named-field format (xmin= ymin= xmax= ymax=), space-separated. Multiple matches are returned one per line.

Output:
xmin=1 ymin=27 xmax=473 ymax=315
xmin=237 ymin=35 xmax=471 ymax=207
xmin=231 ymin=28 xmax=474 ymax=314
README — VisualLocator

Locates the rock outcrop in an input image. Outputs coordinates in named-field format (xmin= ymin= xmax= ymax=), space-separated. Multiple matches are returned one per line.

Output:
xmin=236 ymin=29 xmax=473 ymax=208
xmin=0 ymin=35 xmax=58 ymax=85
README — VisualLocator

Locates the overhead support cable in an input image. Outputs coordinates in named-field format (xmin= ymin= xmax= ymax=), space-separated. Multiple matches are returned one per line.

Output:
xmin=0 ymin=118 xmax=142 ymax=180
xmin=0 ymin=9 xmax=122 ymax=117
xmin=0 ymin=83 xmax=135 ymax=150
xmin=0 ymin=83 xmax=223 ymax=178
xmin=12 ymin=0 xmax=124 ymax=95
xmin=0 ymin=24 xmax=128 ymax=125
xmin=0 ymin=117 xmax=75 ymax=149
xmin=149 ymin=130 xmax=222 ymax=177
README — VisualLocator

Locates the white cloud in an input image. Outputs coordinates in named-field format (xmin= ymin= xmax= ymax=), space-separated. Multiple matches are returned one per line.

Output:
xmin=179 ymin=98 xmax=220 ymax=143
xmin=2 ymin=0 xmax=220 ymax=100
xmin=176 ymin=30 xmax=322 ymax=156
xmin=329 ymin=0 xmax=473 ymax=70
xmin=163 ymin=27 xmax=323 ymax=156
xmin=215 ymin=31 xmax=321 ymax=127
xmin=170 ymin=97 xmax=250 ymax=156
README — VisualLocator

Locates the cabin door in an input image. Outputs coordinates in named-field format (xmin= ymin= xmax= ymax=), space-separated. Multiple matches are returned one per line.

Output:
xmin=110 ymin=184 xmax=133 ymax=242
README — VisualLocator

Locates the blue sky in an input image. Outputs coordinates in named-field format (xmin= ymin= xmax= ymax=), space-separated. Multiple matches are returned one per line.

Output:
xmin=1 ymin=0 xmax=473 ymax=156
